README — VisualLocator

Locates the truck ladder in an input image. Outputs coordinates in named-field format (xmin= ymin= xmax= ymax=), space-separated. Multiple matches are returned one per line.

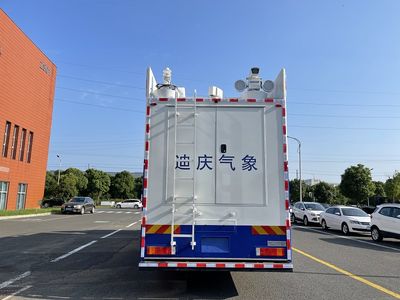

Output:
xmin=170 ymin=93 xmax=198 ymax=254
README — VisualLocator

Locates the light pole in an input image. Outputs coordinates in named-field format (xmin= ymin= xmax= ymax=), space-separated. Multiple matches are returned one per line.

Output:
xmin=56 ymin=154 xmax=61 ymax=185
xmin=288 ymin=136 xmax=302 ymax=202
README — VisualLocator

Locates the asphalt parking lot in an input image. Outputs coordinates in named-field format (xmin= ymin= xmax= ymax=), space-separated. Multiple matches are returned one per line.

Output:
xmin=0 ymin=209 xmax=399 ymax=300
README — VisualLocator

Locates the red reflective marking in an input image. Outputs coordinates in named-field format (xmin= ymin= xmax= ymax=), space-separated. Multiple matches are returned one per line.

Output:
xmin=146 ymin=124 xmax=150 ymax=133
xmin=212 ymin=98 xmax=221 ymax=103
xmin=142 ymin=197 xmax=147 ymax=208
xmin=284 ymin=161 xmax=288 ymax=172
xmin=147 ymin=246 xmax=171 ymax=255
xmin=216 ymin=263 xmax=226 ymax=268
xmin=286 ymin=219 xmax=290 ymax=228
xmin=177 ymin=263 xmax=187 ymax=268
xmin=145 ymin=141 xmax=149 ymax=151
xmin=287 ymin=239 xmax=291 ymax=250
xmin=143 ymin=178 xmax=148 ymax=188
xmin=196 ymin=263 xmax=207 ymax=268
xmin=146 ymin=106 xmax=150 ymax=116
xmin=229 ymin=98 xmax=239 ymax=102
xmin=284 ymin=180 xmax=289 ymax=191
xmin=275 ymin=104 xmax=282 ymax=107
xmin=251 ymin=227 xmax=258 ymax=235
xmin=283 ymin=125 xmax=287 ymax=135
xmin=273 ymin=264 xmax=284 ymax=269
xmin=144 ymin=159 xmax=148 ymax=169
xmin=265 ymin=98 xmax=274 ymax=103
xmin=282 ymin=107 xmax=286 ymax=117
xmin=140 ymin=237 xmax=145 ymax=247
xmin=159 ymin=98 xmax=168 ymax=102
xmin=254 ymin=263 xmax=264 ymax=268
xmin=158 ymin=262 xmax=168 ymax=267
xmin=247 ymin=98 xmax=256 ymax=102
xmin=285 ymin=199 xmax=289 ymax=210
xmin=177 ymin=98 xmax=186 ymax=102
xmin=141 ymin=217 xmax=146 ymax=225
xmin=235 ymin=263 xmax=245 ymax=268
xmin=258 ymin=248 xmax=285 ymax=257
xmin=196 ymin=98 xmax=204 ymax=102
xmin=283 ymin=143 xmax=287 ymax=153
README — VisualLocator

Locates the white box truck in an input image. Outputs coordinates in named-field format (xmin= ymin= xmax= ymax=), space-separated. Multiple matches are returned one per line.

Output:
xmin=139 ymin=67 xmax=292 ymax=271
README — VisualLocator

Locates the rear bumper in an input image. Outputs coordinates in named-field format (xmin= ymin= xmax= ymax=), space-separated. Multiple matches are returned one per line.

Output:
xmin=139 ymin=260 xmax=293 ymax=271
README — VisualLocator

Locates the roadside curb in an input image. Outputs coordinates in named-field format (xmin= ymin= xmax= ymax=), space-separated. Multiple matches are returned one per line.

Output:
xmin=0 ymin=212 xmax=52 ymax=220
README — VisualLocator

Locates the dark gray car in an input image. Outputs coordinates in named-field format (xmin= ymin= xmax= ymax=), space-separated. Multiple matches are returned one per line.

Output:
xmin=61 ymin=197 xmax=95 ymax=214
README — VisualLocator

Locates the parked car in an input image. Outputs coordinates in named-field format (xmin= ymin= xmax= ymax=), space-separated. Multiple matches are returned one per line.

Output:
xmin=320 ymin=206 xmax=371 ymax=235
xmin=61 ymin=197 xmax=95 ymax=214
xmin=115 ymin=199 xmax=142 ymax=209
xmin=320 ymin=203 xmax=331 ymax=209
xmin=292 ymin=202 xmax=326 ymax=226
xmin=41 ymin=198 xmax=65 ymax=208
xmin=370 ymin=203 xmax=400 ymax=242
xmin=360 ymin=206 xmax=376 ymax=214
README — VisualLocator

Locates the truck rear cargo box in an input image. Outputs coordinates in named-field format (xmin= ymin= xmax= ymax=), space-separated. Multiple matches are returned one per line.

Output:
xmin=139 ymin=67 xmax=292 ymax=271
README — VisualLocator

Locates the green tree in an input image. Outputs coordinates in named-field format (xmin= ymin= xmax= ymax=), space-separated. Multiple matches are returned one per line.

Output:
xmin=373 ymin=181 xmax=386 ymax=197
xmin=63 ymin=168 xmax=88 ymax=194
xmin=385 ymin=172 xmax=400 ymax=201
xmin=85 ymin=169 xmax=111 ymax=203
xmin=110 ymin=171 xmax=135 ymax=199
xmin=133 ymin=176 xmax=143 ymax=199
xmin=339 ymin=164 xmax=375 ymax=205
xmin=289 ymin=179 xmax=306 ymax=202
xmin=56 ymin=173 xmax=79 ymax=200
xmin=44 ymin=171 xmax=58 ymax=198
xmin=333 ymin=186 xmax=349 ymax=205
xmin=313 ymin=182 xmax=335 ymax=204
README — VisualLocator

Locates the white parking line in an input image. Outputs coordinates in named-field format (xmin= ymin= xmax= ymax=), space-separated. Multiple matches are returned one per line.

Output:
xmin=3 ymin=285 xmax=32 ymax=300
xmin=100 ymin=229 xmax=122 ymax=239
xmin=134 ymin=212 xmax=141 ymax=214
xmin=0 ymin=271 xmax=31 ymax=290
xmin=50 ymin=240 xmax=97 ymax=262
xmin=295 ymin=225 xmax=400 ymax=252
xmin=126 ymin=221 xmax=139 ymax=228
xmin=96 ymin=211 xmax=104 ymax=213
xmin=106 ymin=211 xmax=114 ymax=214
xmin=116 ymin=212 xmax=122 ymax=214
xmin=125 ymin=212 xmax=132 ymax=214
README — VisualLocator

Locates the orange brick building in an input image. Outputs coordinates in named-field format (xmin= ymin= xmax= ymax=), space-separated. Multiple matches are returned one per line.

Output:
xmin=0 ymin=9 xmax=56 ymax=210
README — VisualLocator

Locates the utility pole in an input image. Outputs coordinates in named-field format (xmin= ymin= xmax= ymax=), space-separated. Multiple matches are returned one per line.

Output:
xmin=288 ymin=136 xmax=302 ymax=202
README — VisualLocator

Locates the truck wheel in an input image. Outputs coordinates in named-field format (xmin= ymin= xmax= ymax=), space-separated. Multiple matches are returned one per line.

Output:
xmin=303 ymin=216 xmax=309 ymax=226
xmin=371 ymin=227 xmax=383 ymax=242
xmin=342 ymin=223 xmax=349 ymax=235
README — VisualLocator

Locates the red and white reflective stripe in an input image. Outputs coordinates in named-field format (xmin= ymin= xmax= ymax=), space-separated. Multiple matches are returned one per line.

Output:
xmin=140 ymin=103 xmax=151 ymax=258
xmin=280 ymin=94 xmax=292 ymax=261
xmin=139 ymin=261 xmax=293 ymax=269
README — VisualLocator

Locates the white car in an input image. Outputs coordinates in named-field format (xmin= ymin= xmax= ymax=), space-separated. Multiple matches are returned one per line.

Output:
xmin=115 ymin=199 xmax=143 ymax=209
xmin=292 ymin=202 xmax=326 ymax=226
xmin=320 ymin=206 xmax=371 ymax=235
xmin=370 ymin=203 xmax=400 ymax=242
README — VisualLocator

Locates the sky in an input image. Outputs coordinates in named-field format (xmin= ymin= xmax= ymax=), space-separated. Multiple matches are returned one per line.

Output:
xmin=1 ymin=0 xmax=400 ymax=183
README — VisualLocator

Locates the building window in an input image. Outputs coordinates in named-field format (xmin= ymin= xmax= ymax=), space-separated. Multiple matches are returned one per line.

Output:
xmin=2 ymin=121 xmax=11 ymax=158
xmin=19 ymin=128 xmax=27 ymax=162
xmin=0 ymin=181 xmax=8 ymax=210
xmin=10 ymin=125 xmax=20 ymax=160
xmin=16 ymin=183 xmax=27 ymax=209
xmin=26 ymin=131 xmax=33 ymax=163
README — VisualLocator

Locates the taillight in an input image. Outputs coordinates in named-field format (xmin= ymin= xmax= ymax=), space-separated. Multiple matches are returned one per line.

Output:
xmin=256 ymin=247 xmax=285 ymax=257
xmin=146 ymin=246 xmax=172 ymax=255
